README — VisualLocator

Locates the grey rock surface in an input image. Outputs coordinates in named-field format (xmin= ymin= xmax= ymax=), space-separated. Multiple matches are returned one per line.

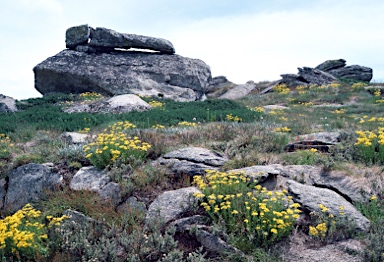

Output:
xmin=0 ymin=179 xmax=7 ymax=209
xmin=60 ymin=132 xmax=91 ymax=144
xmin=315 ymin=59 xmax=347 ymax=72
xmin=218 ymin=81 xmax=256 ymax=100
xmin=298 ymin=67 xmax=338 ymax=86
xmin=5 ymin=163 xmax=63 ymax=212
xmin=288 ymin=180 xmax=370 ymax=232
xmin=89 ymin=27 xmax=175 ymax=54
xmin=0 ymin=94 xmax=18 ymax=113
xmin=145 ymin=187 xmax=200 ymax=226
xmin=155 ymin=147 xmax=228 ymax=176
xmin=163 ymin=147 xmax=228 ymax=167
xmin=329 ymin=65 xmax=373 ymax=82
xmin=34 ymin=49 xmax=211 ymax=101
xmin=206 ymin=76 xmax=236 ymax=98
xmin=66 ymin=24 xmax=91 ymax=49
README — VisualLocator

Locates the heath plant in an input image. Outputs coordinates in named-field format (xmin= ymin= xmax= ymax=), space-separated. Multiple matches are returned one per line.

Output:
xmin=84 ymin=121 xmax=151 ymax=169
xmin=354 ymin=127 xmax=384 ymax=165
xmin=308 ymin=204 xmax=356 ymax=244
xmin=0 ymin=204 xmax=68 ymax=261
xmin=193 ymin=170 xmax=301 ymax=251
xmin=79 ymin=92 xmax=104 ymax=101
xmin=0 ymin=134 xmax=13 ymax=161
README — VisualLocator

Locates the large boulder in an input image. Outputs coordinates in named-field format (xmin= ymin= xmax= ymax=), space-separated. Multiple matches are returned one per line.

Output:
xmin=0 ymin=94 xmax=17 ymax=113
xmin=297 ymin=67 xmax=338 ymax=86
xmin=33 ymin=49 xmax=211 ymax=101
xmin=5 ymin=163 xmax=63 ymax=212
xmin=89 ymin=27 xmax=175 ymax=54
xmin=328 ymin=65 xmax=373 ymax=82
xmin=288 ymin=180 xmax=370 ymax=232
xmin=65 ymin=24 xmax=92 ymax=49
xmin=315 ymin=59 xmax=347 ymax=72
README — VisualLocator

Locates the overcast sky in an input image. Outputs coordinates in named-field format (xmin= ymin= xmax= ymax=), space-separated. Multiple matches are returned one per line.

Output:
xmin=1 ymin=0 xmax=384 ymax=100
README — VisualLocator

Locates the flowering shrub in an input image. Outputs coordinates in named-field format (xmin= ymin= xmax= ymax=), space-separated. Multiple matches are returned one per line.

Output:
xmin=354 ymin=128 xmax=384 ymax=164
xmin=308 ymin=204 xmax=351 ymax=243
xmin=225 ymin=114 xmax=242 ymax=122
xmin=248 ymin=106 xmax=264 ymax=113
xmin=0 ymin=134 xmax=13 ymax=160
xmin=193 ymin=170 xmax=301 ymax=249
xmin=0 ymin=204 xmax=68 ymax=260
xmin=84 ymin=121 xmax=151 ymax=169
xmin=351 ymin=82 xmax=368 ymax=90
xmin=152 ymin=124 xmax=166 ymax=129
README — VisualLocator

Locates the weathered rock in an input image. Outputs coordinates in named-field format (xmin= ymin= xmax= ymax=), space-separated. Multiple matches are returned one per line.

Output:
xmin=218 ymin=81 xmax=256 ymax=100
xmin=155 ymin=147 xmax=228 ymax=176
xmin=298 ymin=67 xmax=338 ymax=86
xmin=145 ymin=187 xmax=200 ymax=226
xmin=288 ymin=180 xmax=370 ymax=232
xmin=66 ymin=24 xmax=91 ymax=49
xmin=70 ymin=167 xmax=122 ymax=205
xmin=34 ymin=49 xmax=211 ymax=102
xmin=106 ymin=94 xmax=152 ymax=112
xmin=169 ymin=215 xmax=210 ymax=233
xmin=280 ymin=74 xmax=309 ymax=87
xmin=0 ymin=94 xmax=17 ymax=113
xmin=329 ymin=65 xmax=373 ymax=82
xmin=0 ymin=179 xmax=7 ymax=209
xmin=89 ymin=27 xmax=175 ymax=54
xmin=315 ymin=59 xmax=347 ymax=72
xmin=206 ymin=76 xmax=236 ymax=98
xmin=60 ymin=132 xmax=91 ymax=144
xmin=5 ymin=163 xmax=63 ymax=212
xmin=284 ymin=132 xmax=341 ymax=152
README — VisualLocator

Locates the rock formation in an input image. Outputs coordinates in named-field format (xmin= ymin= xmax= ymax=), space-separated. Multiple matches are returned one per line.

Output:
xmin=34 ymin=25 xmax=212 ymax=102
xmin=262 ymin=59 xmax=373 ymax=93
xmin=0 ymin=94 xmax=17 ymax=113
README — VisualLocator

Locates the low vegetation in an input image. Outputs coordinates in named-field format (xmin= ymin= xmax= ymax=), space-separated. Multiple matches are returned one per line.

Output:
xmin=0 ymin=82 xmax=383 ymax=261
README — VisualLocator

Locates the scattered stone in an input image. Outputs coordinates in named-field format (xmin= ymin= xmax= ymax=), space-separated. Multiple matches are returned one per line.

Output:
xmin=169 ymin=215 xmax=210 ymax=233
xmin=288 ymin=180 xmax=370 ymax=232
xmin=106 ymin=94 xmax=152 ymax=112
xmin=60 ymin=132 xmax=91 ymax=144
xmin=89 ymin=27 xmax=175 ymax=54
xmin=263 ymin=105 xmax=290 ymax=111
xmin=117 ymin=196 xmax=147 ymax=214
xmin=34 ymin=49 xmax=211 ymax=102
xmin=70 ymin=167 xmax=122 ymax=205
xmin=284 ymin=131 xmax=341 ymax=152
xmin=4 ymin=163 xmax=63 ymax=212
xmin=206 ymin=76 xmax=236 ymax=98
xmin=145 ymin=187 xmax=200 ymax=226
xmin=0 ymin=94 xmax=18 ymax=113
xmin=218 ymin=81 xmax=256 ymax=100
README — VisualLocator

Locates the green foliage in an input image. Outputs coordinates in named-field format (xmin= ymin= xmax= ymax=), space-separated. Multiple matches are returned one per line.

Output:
xmin=193 ymin=170 xmax=301 ymax=251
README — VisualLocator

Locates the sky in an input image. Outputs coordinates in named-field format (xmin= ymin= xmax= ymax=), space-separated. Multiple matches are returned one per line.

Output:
xmin=1 ymin=0 xmax=384 ymax=100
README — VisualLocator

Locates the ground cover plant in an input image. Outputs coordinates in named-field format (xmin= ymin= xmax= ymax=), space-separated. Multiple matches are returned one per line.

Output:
xmin=0 ymin=81 xmax=384 ymax=261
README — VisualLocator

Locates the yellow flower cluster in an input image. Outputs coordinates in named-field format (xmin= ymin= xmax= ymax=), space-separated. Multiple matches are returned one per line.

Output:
xmin=309 ymin=222 xmax=327 ymax=237
xmin=79 ymin=92 xmax=104 ymax=101
xmin=84 ymin=121 xmax=151 ymax=169
xmin=178 ymin=121 xmax=197 ymax=127
xmin=0 ymin=133 xmax=13 ymax=159
xmin=152 ymin=124 xmax=166 ymax=129
xmin=332 ymin=108 xmax=346 ymax=114
xmin=78 ymin=127 xmax=90 ymax=134
xmin=148 ymin=100 xmax=164 ymax=108
xmin=273 ymin=127 xmax=291 ymax=132
xmin=296 ymin=101 xmax=314 ymax=106
xmin=355 ymin=128 xmax=384 ymax=147
xmin=248 ymin=106 xmax=264 ymax=113
xmin=0 ymin=204 xmax=68 ymax=258
xmin=374 ymin=89 xmax=381 ymax=97
xmin=351 ymin=82 xmax=368 ymax=90
xmin=226 ymin=114 xmax=242 ymax=122
xmin=328 ymin=83 xmax=341 ymax=89
xmin=193 ymin=170 xmax=301 ymax=244
xmin=273 ymin=84 xmax=290 ymax=95
xmin=268 ymin=109 xmax=284 ymax=115
xmin=296 ymin=85 xmax=308 ymax=95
